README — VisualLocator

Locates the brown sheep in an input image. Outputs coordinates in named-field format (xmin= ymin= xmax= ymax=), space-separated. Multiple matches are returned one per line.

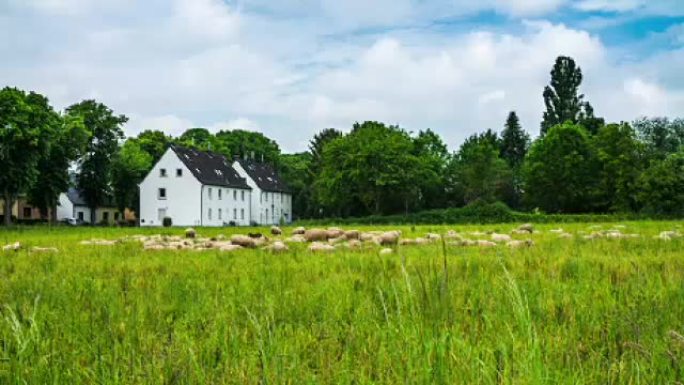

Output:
xmin=271 ymin=226 xmax=282 ymax=235
xmin=308 ymin=242 xmax=336 ymax=253
xmin=292 ymin=226 xmax=306 ymax=235
xmin=344 ymin=230 xmax=360 ymax=240
xmin=231 ymin=235 xmax=257 ymax=248
xmin=264 ymin=241 xmax=289 ymax=253
xmin=304 ymin=229 xmax=329 ymax=242
xmin=185 ymin=228 xmax=196 ymax=238
xmin=326 ymin=227 xmax=345 ymax=239
xmin=379 ymin=231 xmax=401 ymax=246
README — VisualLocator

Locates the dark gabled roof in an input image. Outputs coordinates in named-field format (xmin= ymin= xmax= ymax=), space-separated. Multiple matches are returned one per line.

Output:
xmin=66 ymin=188 xmax=116 ymax=208
xmin=237 ymin=158 xmax=291 ymax=193
xmin=171 ymin=145 xmax=251 ymax=189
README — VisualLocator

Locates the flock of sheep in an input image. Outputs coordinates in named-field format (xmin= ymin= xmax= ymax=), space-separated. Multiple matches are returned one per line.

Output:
xmin=1 ymin=224 xmax=681 ymax=255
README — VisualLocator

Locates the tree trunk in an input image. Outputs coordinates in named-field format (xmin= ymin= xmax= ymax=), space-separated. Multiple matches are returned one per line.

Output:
xmin=3 ymin=191 xmax=13 ymax=226
xmin=50 ymin=205 xmax=57 ymax=225
xmin=90 ymin=207 xmax=96 ymax=225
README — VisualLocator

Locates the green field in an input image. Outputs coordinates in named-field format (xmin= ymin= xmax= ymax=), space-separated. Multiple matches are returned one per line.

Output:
xmin=1 ymin=222 xmax=684 ymax=384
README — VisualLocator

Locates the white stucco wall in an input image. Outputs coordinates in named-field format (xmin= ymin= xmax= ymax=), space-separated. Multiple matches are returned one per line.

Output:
xmin=200 ymin=186 xmax=252 ymax=227
xmin=232 ymin=161 xmax=293 ymax=225
xmin=56 ymin=193 xmax=73 ymax=221
xmin=139 ymin=148 xmax=202 ymax=227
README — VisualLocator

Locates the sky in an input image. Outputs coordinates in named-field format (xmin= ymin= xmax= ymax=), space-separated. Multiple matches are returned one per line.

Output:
xmin=1 ymin=0 xmax=683 ymax=152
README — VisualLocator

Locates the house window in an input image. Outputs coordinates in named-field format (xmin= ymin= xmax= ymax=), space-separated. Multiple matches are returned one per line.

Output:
xmin=241 ymin=191 xmax=245 ymax=201
xmin=233 ymin=208 xmax=237 ymax=220
xmin=78 ymin=211 xmax=84 ymax=221
xmin=208 ymin=188 xmax=213 ymax=200
xmin=176 ymin=169 xmax=182 ymax=177
xmin=208 ymin=208 xmax=212 ymax=220
xmin=265 ymin=193 xmax=268 ymax=202
xmin=218 ymin=189 xmax=222 ymax=200
xmin=233 ymin=190 xmax=237 ymax=200
xmin=158 ymin=188 xmax=167 ymax=200
xmin=23 ymin=207 xmax=32 ymax=218
xmin=160 ymin=168 xmax=167 ymax=177
xmin=103 ymin=212 xmax=109 ymax=221
xmin=266 ymin=208 xmax=269 ymax=219
xmin=241 ymin=209 xmax=244 ymax=220
xmin=158 ymin=208 xmax=166 ymax=221
xmin=218 ymin=209 xmax=222 ymax=220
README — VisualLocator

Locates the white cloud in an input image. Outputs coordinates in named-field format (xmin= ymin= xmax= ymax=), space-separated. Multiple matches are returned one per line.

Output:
xmin=1 ymin=1 xmax=683 ymax=152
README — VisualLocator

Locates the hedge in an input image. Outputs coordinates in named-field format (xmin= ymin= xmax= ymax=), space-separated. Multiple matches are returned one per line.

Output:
xmin=296 ymin=202 xmax=672 ymax=226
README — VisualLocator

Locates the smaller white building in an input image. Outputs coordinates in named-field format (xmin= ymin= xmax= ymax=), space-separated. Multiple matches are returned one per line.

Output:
xmin=233 ymin=158 xmax=293 ymax=225
xmin=56 ymin=188 xmax=122 ymax=224
xmin=139 ymin=145 xmax=253 ymax=227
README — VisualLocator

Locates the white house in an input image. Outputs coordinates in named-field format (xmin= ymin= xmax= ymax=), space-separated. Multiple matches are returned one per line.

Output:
xmin=233 ymin=158 xmax=293 ymax=225
xmin=139 ymin=145 xmax=254 ymax=227
xmin=56 ymin=188 xmax=122 ymax=224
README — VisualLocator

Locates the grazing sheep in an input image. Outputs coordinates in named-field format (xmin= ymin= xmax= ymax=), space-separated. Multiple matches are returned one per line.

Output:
xmin=248 ymin=233 xmax=264 ymax=239
xmin=359 ymin=233 xmax=375 ymax=242
xmin=326 ymin=227 xmax=345 ymax=239
xmin=506 ymin=240 xmax=534 ymax=248
xmin=284 ymin=235 xmax=306 ymax=243
xmin=379 ymin=248 xmax=393 ymax=255
xmin=231 ymin=235 xmax=257 ymax=248
xmin=328 ymin=237 xmax=346 ymax=245
xmin=425 ymin=233 xmax=441 ymax=242
xmin=185 ymin=228 xmax=196 ymax=239
xmin=264 ymin=241 xmax=289 ymax=253
xmin=344 ymin=230 xmax=360 ymax=240
xmin=517 ymin=223 xmax=534 ymax=233
xmin=292 ymin=226 xmax=306 ymax=235
xmin=219 ymin=244 xmax=243 ymax=252
xmin=305 ymin=229 xmax=329 ymax=242
xmin=379 ymin=231 xmax=401 ymax=246
xmin=491 ymin=233 xmax=512 ymax=243
xmin=658 ymin=231 xmax=681 ymax=241
xmin=399 ymin=239 xmax=416 ymax=245
xmin=449 ymin=240 xmax=477 ymax=247
xmin=2 ymin=242 xmax=21 ymax=252
xmin=345 ymin=240 xmax=363 ymax=249
xmin=308 ymin=242 xmax=336 ymax=253
xmin=270 ymin=226 xmax=282 ymax=235
xmin=476 ymin=240 xmax=497 ymax=247
xmin=558 ymin=232 xmax=573 ymax=239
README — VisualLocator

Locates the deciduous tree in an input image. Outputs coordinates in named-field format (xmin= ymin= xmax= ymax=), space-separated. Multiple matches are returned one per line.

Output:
xmin=67 ymin=100 xmax=127 ymax=224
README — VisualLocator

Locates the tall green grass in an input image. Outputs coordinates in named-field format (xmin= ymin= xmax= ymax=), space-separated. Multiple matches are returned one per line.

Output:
xmin=0 ymin=222 xmax=683 ymax=384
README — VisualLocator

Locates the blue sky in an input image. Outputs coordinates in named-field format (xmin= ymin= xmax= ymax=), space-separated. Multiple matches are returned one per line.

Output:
xmin=1 ymin=0 xmax=683 ymax=151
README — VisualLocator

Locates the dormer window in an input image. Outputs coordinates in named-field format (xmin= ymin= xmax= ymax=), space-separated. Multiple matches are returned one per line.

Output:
xmin=160 ymin=168 xmax=167 ymax=177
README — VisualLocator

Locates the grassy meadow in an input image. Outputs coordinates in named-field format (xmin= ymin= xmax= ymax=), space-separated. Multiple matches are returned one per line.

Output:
xmin=1 ymin=221 xmax=684 ymax=384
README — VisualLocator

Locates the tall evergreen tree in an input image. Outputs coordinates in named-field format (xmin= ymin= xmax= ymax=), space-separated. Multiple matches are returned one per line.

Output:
xmin=67 ymin=100 xmax=127 ymax=224
xmin=500 ymin=111 xmax=530 ymax=168
xmin=541 ymin=56 xmax=599 ymax=135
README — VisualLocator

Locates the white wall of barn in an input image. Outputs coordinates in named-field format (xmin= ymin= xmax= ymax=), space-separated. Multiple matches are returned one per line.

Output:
xmin=139 ymin=148 xmax=202 ymax=227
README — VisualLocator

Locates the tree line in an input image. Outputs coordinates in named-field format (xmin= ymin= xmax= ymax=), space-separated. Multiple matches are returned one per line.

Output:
xmin=1 ymin=55 xmax=683 ymax=225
